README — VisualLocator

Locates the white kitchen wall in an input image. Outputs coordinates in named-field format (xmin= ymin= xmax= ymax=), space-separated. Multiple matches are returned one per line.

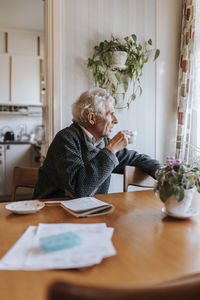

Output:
xmin=0 ymin=0 xmax=44 ymax=141
xmin=52 ymin=0 xmax=182 ymax=192
xmin=0 ymin=0 xmax=44 ymax=31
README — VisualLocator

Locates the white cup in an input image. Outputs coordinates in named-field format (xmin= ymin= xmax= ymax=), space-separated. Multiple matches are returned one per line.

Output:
xmin=123 ymin=130 xmax=137 ymax=144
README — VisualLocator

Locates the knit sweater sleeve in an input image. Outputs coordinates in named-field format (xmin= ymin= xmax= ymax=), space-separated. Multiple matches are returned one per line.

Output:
xmin=114 ymin=148 xmax=161 ymax=178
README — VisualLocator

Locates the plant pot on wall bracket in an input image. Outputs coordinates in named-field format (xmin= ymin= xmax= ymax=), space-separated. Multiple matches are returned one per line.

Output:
xmin=87 ymin=34 xmax=160 ymax=109
xmin=110 ymin=51 xmax=127 ymax=70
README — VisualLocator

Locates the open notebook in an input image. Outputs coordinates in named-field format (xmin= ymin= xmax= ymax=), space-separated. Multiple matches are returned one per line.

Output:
xmin=60 ymin=197 xmax=113 ymax=217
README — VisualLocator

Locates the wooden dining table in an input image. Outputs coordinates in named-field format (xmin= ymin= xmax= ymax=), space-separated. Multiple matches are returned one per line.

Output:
xmin=1 ymin=190 xmax=200 ymax=300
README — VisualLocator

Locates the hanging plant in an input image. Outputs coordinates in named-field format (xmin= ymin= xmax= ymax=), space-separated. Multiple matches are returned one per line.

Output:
xmin=87 ymin=34 xmax=160 ymax=109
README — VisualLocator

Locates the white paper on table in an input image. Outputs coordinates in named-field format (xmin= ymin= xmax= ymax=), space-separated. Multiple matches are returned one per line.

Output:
xmin=0 ymin=223 xmax=116 ymax=270
xmin=36 ymin=222 xmax=108 ymax=234
xmin=0 ymin=226 xmax=37 ymax=270
xmin=25 ymin=223 xmax=116 ymax=269
xmin=37 ymin=222 xmax=116 ymax=258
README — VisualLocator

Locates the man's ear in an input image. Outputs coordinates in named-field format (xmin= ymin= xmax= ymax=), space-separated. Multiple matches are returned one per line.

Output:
xmin=88 ymin=112 xmax=96 ymax=125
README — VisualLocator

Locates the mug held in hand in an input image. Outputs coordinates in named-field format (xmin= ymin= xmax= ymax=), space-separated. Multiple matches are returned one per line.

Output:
xmin=123 ymin=130 xmax=137 ymax=144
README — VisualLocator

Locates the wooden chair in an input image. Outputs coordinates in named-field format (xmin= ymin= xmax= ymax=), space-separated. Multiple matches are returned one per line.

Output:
xmin=123 ymin=166 xmax=156 ymax=192
xmin=47 ymin=275 xmax=200 ymax=300
xmin=11 ymin=166 xmax=39 ymax=201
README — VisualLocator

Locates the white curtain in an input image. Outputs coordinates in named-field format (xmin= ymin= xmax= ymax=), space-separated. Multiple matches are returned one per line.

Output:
xmin=175 ymin=0 xmax=200 ymax=163
xmin=191 ymin=0 xmax=200 ymax=159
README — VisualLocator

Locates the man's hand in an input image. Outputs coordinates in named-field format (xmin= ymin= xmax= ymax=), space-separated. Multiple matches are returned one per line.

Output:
xmin=106 ymin=131 xmax=130 ymax=154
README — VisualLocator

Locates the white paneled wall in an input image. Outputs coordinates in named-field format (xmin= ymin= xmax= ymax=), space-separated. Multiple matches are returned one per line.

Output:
xmin=156 ymin=0 xmax=182 ymax=161
xmin=52 ymin=0 xmax=182 ymax=192
xmin=62 ymin=0 xmax=157 ymax=156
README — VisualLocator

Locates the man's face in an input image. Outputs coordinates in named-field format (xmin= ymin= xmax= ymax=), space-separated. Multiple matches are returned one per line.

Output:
xmin=94 ymin=103 xmax=118 ymax=139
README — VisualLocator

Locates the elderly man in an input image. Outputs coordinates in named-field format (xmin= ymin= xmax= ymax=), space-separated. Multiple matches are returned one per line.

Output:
xmin=34 ymin=88 xmax=161 ymax=199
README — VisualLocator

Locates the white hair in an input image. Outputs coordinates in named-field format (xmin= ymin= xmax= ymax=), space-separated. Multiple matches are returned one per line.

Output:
xmin=72 ymin=88 xmax=114 ymax=126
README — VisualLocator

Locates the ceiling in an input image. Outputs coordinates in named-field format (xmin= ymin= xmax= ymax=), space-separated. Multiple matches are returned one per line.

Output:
xmin=0 ymin=0 xmax=44 ymax=31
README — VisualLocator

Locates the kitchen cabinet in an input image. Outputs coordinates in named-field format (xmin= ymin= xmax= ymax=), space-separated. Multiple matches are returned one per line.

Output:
xmin=0 ymin=29 xmax=43 ymax=105
xmin=0 ymin=144 xmax=39 ymax=199
xmin=0 ymin=31 xmax=6 ymax=53
xmin=12 ymin=56 xmax=40 ymax=105
xmin=0 ymin=54 xmax=42 ymax=105
xmin=5 ymin=144 xmax=32 ymax=197
xmin=8 ymin=31 xmax=39 ymax=56
xmin=0 ymin=54 xmax=9 ymax=103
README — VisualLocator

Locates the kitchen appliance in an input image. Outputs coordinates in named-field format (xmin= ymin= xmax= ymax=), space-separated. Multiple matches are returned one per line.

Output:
xmin=35 ymin=125 xmax=44 ymax=144
xmin=4 ymin=131 xmax=15 ymax=142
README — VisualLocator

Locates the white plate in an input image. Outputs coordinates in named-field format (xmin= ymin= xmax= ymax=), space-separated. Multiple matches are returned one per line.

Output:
xmin=161 ymin=207 xmax=199 ymax=219
xmin=6 ymin=200 xmax=45 ymax=214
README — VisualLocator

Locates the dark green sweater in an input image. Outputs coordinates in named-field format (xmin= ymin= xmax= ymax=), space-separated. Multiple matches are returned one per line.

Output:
xmin=33 ymin=123 xmax=161 ymax=199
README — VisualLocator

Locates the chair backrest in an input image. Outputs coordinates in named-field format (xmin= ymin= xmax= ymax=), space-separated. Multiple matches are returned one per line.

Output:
xmin=11 ymin=166 xmax=39 ymax=201
xmin=47 ymin=276 xmax=200 ymax=300
xmin=123 ymin=166 xmax=156 ymax=192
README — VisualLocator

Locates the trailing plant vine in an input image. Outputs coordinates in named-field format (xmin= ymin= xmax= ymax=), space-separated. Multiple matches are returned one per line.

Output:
xmin=87 ymin=34 xmax=160 ymax=109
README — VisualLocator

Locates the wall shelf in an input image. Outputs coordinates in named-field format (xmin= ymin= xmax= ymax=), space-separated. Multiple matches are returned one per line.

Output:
xmin=0 ymin=104 xmax=42 ymax=116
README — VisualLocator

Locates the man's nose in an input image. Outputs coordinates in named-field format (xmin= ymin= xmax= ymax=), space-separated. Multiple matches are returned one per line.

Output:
xmin=113 ymin=115 xmax=118 ymax=124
